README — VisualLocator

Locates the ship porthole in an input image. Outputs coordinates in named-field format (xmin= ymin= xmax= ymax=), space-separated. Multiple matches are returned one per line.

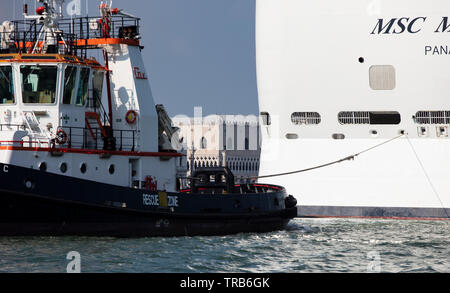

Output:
xmin=24 ymin=178 xmax=34 ymax=189
xmin=80 ymin=163 xmax=87 ymax=174
xmin=39 ymin=162 xmax=47 ymax=172
xmin=370 ymin=130 xmax=378 ymax=137
xmin=358 ymin=57 xmax=365 ymax=63
xmin=108 ymin=164 xmax=115 ymax=174
xmin=60 ymin=162 xmax=68 ymax=173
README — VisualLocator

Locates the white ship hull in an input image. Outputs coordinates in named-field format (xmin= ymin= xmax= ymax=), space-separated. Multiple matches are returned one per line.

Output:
xmin=259 ymin=138 xmax=450 ymax=218
xmin=256 ymin=0 xmax=450 ymax=218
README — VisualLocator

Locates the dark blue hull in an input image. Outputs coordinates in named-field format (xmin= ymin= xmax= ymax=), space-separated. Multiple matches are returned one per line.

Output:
xmin=0 ymin=163 xmax=296 ymax=236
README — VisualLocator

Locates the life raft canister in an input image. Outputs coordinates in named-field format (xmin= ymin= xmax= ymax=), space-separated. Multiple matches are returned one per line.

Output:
xmin=125 ymin=110 xmax=137 ymax=124
xmin=55 ymin=129 xmax=67 ymax=145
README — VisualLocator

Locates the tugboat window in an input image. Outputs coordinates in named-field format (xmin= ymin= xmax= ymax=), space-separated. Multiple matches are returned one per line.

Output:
xmin=63 ymin=66 xmax=77 ymax=104
xmin=76 ymin=68 xmax=90 ymax=106
xmin=21 ymin=65 xmax=57 ymax=104
xmin=108 ymin=164 xmax=115 ymax=174
xmin=60 ymin=162 xmax=68 ymax=173
xmin=92 ymin=71 xmax=104 ymax=107
xmin=0 ymin=66 xmax=15 ymax=104
xmin=80 ymin=163 xmax=87 ymax=174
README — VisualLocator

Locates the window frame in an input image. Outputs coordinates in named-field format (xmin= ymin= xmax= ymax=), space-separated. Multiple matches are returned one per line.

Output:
xmin=20 ymin=64 xmax=58 ymax=105
xmin=62 ymin=65 xmax=79 ymax=105
xmin=75 ymin=66 xmax=91 ymax=107
xmin=0 ymin=65 xmax=16 ymax=106
xmin=91 ymin=70 xmax=105 ymax=108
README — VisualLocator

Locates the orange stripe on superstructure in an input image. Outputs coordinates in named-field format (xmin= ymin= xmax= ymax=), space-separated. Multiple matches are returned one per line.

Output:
xmin=74 ymin=38 xmax=140 ymax=47
xmin=15 ymin=38 xmax=139 ymax=49
xmin=0 ymin=53 xmax=106 ymax=69
xmin=0 ymin=146 xmax=183 ymax=158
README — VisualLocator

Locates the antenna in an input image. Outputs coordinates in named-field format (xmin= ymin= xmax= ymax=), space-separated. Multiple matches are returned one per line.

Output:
xmin=22 ymin=0 xmax=67 ymax=53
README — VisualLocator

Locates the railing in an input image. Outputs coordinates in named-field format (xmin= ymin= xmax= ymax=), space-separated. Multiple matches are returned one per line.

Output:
xmin=0 ymin=124 xmax=26 ymax=131
xmin=58 ymin=126 xmax=138 ymax=151
xmin=0 ymin=19 xmax=80 ymax=56
xmin=58 ymin=15 xmax=140 ymax=42
xmin=0 ymin=123 xmax=49 ymax=148
xmin=1 ymin=14 xmax=140 ymax=57
xmin=0 ymin=123 xmax=137 ymax=151
xmin=87 ymin=93 xmax=111 ymax=127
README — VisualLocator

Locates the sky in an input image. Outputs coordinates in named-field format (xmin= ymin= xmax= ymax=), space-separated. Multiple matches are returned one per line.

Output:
xmin=0 ymin=0 xmax=258 ymax=117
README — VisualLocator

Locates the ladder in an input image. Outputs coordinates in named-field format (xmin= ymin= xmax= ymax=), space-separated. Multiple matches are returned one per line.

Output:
xmin=21 ymin=111 xmax=50 ymax=145
xmin=85 ymin=88 xmax=115 ymax=150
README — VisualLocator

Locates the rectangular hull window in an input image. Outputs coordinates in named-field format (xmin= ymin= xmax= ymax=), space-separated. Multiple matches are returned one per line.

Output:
xmin=338 ymin=111 xmax=370 ymax=124
xmin=291 ymin=112 xmax=321 ymax=125
xmin=414 ymin=111 xmax=450 ymax=124
xmin=338 ymin=111 xmax=401 ymax=125
xmin=369 ymin=112 xmax=401 ymax=125
xmin=21 ymin=65 xmax=57 ymax=104
xmin=0 ymin=66 xmax=14 ymax=104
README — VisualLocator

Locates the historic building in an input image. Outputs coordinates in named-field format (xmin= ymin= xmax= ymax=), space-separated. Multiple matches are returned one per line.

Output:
xmin=172 ymin=112 xmax=261 ymax=187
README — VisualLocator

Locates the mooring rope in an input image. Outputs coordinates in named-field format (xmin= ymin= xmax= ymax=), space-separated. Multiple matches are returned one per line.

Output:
xmin=249 ymin=133 xmax=405 ymax=180
xmin=404 ymin=134 xmax=450 ymax=218
xmin=185 ymin=132 xmax=448 ymax=218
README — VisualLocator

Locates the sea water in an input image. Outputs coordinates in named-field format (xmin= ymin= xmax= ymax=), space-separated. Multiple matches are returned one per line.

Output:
xmin=0 ymin=218 xmax=448 ymax=273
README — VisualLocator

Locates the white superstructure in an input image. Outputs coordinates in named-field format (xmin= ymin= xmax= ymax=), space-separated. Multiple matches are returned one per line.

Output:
xmin=256 ymin=0 xmax=450 ymax=218
xmin=0 ymin=0 xmax=181 ymax=193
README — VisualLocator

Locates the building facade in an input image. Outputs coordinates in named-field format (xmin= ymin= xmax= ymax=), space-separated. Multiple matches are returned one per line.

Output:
xmin=172 ymin=113 xmax=261 ymax=187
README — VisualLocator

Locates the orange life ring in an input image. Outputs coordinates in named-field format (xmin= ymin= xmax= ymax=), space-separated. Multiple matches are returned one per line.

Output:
xmin=125 ymin=110 xmax=137 ymax=124
xmin=55 ymin=129 xmax=67 ymax=145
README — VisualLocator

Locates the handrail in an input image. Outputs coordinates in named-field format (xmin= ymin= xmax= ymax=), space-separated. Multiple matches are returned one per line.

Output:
xmin=0 ymin=124 xmax=137 ymax=151
xmin=2 ymin=14 xmax=140 ymax=57
xmin=58 ymin=125 xmax=138 ymax=152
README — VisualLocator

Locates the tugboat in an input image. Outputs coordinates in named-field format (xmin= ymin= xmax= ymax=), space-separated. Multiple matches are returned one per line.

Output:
xmin=0 ymin=0 xmax=297 ymax=236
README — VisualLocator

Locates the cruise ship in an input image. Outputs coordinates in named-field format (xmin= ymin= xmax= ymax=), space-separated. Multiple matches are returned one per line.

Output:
xmin=256 ymin=0 xmax=450 ymax=219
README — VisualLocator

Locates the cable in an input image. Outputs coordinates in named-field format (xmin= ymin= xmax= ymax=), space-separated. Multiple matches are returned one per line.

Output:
xmin=405 ymin=134 xmax=449 ymax=218
xmin=250 ymin=133 xmax=405 ymax=180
